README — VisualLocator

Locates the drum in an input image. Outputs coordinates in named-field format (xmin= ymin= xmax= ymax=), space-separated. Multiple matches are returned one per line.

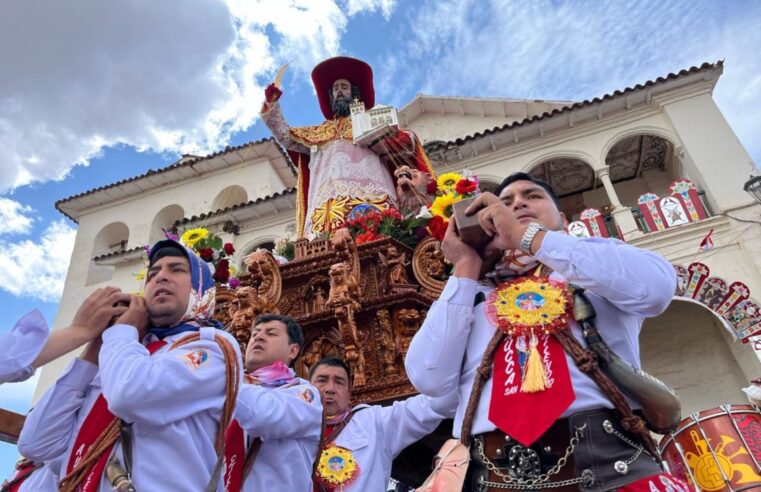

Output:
xmin=659 ymin=404 xmax=761 ymax=491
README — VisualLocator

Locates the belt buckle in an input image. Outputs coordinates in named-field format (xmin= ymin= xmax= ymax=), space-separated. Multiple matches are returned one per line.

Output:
xmin=497 ymin=440 xmax=560 ymax=480
xmin=507 ymin=443 xmax=542 ymax=480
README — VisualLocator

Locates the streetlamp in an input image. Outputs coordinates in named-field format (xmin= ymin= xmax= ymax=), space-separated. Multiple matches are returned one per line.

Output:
xmin=744 ymin=174 xmax=761 ymax=204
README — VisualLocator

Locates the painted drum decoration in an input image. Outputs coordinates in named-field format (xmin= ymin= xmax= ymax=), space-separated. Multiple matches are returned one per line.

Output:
xmin=659 ymin=404 xmax=761 ymax=491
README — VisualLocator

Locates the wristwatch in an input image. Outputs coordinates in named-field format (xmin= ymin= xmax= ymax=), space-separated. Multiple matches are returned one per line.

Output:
xmin=520 ymin=222 xmax=547 ymax=254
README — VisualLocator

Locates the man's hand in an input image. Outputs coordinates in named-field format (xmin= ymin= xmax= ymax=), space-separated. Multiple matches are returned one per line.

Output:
xmin=465 ymin=192 xmax=528 ymax=252
xmin=70 ymin=287 xmax=132 ymax=340
xmin=441 ymin=218 xmax=482 ymax=280
xmin=114 ymin=295 xmax=150 ymax=340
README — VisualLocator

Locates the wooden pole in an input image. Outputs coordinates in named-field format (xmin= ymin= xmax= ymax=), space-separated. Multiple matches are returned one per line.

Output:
xmin=0 ymin=408 xmax=25 ymax=444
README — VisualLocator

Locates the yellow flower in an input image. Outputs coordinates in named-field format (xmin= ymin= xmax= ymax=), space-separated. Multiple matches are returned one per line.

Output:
xmin=180 ymin=227 xmax=209 ymax=247
xmin=132 ymin=270 xmax=146 ymax=281
xmin=229 ymin=264 xmax=238 ymax=276
xmin=437 ymin=172 xmax=463 ymax=193
xmin=430 ymin=192 xmax=461 ymax=219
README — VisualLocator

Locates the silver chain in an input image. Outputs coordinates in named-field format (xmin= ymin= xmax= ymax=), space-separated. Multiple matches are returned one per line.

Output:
xmin=474 ymin=424 xmax=587 ymax=489
xmin=609 ymin=426 xmax=644 ymax=464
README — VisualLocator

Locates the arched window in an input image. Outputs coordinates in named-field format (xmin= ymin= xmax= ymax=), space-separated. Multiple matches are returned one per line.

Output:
xmin=150 ymin=204 xmax=185 ymax=244
xmin=212 ymin=185 xmax=248 ymax=211
xmin=87 ymin=222 xmax=129 ymax=285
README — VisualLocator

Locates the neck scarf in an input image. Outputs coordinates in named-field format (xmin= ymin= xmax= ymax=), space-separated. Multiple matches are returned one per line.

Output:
xmin=325 ymin=407 xmax=352 ymax=427
xmin=246 ymin=361 xmax=297 ymax=387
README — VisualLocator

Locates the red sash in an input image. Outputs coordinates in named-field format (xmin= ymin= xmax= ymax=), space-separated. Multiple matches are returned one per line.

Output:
xmin=223 ymin=420 xmax=246 ymax=492
xmin=3 ymin=461 xmax=39 ymax=492
xmin=64 ymin=340 xmax=167 ymax=492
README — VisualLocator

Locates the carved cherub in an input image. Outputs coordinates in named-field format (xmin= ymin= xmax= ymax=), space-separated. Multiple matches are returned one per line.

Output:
xmin=379 ymin=246 xmax=409 ymax=286
xmin=327 ymin=262 xmax=360 ymax=308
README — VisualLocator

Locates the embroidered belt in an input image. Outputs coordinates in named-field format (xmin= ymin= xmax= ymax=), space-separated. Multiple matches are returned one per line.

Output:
xmin=467 ymin=409 xmax=663 ymax=492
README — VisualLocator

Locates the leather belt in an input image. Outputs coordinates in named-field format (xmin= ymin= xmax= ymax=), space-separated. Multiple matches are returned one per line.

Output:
xmin=467 ymin=409 xmax=662 ymax=492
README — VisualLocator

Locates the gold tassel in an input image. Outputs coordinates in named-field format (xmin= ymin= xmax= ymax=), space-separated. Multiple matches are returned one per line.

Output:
xmin=521 ymin=341 xmax=547 ymax=393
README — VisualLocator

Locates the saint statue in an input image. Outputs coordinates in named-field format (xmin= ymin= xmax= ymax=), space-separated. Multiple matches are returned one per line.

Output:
xmin=261 ymin=56 xmax=434 ymax=237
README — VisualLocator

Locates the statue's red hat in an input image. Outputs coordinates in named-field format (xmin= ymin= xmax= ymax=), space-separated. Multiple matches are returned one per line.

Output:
xmin=311 ymin=56 xmax=375 ymax=120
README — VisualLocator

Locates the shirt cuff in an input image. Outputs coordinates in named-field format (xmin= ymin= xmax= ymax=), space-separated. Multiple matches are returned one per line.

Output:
xmin=103 ymin=324 xmax=140 ymax=343
xmin=440 ymin=276 xmax=480 ymax=306
xmin=534 ymin=231 xmax=577 ymax=265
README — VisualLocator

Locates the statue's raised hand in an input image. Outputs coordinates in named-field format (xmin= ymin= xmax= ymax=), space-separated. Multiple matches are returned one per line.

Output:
xmin=261 ymin=83 xmax=283 ymax=113
xmin=264 ymin=83 xmax=282 ymax=103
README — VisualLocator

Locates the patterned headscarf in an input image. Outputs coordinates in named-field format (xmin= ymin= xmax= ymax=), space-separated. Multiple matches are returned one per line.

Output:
xmin=146 ymin=239 xmax=220 ymax=339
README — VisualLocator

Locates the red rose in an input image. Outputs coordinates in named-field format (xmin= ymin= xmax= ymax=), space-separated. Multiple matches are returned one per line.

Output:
xmin=214 ymin=259 xmax=230 ymax=283
xmin=356 ymin=231 xmax=381 ymax=244
xmin=426 ymin=180 xmax=438 ymax=195
xmin=427 ymin=216 xmax=448 ymax=241
xmin=198 ymin=248 xmax=214 ymax=261
xmin=223 ymin=243 xmax=235 ymax=255
xmin=455 ymin=179 xmax=477 ymax=195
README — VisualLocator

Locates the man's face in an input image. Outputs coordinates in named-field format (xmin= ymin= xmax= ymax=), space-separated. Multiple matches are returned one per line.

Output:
xmin=498 ymin=180 xmax=566 ymax=231
xmin=332 ymin=79 xmax=351 ymax=101
xmin=144 ymin=255 xmax=192 ymax=327
xmin=245 ymin=320 xmax=300 ymax=372
xmin=310 ymin=364 xmax=351 ymax=417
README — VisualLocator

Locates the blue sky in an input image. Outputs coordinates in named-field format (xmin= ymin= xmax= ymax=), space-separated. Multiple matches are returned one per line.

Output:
xmin=1 ymin=0 xmax=760 ymax=478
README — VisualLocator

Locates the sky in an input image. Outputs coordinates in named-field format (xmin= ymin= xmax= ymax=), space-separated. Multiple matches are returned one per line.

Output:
xmin=1 ymin=0 xmax=760 ymax=478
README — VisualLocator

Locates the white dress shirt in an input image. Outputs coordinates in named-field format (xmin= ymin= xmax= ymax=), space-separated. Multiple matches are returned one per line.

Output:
xmin=235 ymin=377 xmax=323 ymax=492
xmin=405 ymin=232 xmax=676 ymax=438
xmin=19 ymin=325 xmax=242 ymax=492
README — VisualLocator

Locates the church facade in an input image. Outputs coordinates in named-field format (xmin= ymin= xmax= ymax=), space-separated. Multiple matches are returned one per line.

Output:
xmin=39 ymin=61 xmax=761 ymax=421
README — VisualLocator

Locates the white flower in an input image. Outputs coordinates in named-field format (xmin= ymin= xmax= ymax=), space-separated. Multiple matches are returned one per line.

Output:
xmin=307 ymin=232 xmax=318 ymax=241
xmin=416 ymin=206 xmax=433 ymax=219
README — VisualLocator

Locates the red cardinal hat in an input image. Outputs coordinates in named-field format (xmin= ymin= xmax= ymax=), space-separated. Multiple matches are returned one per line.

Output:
xmin=311 ymin=56 xmax=375 ymax=120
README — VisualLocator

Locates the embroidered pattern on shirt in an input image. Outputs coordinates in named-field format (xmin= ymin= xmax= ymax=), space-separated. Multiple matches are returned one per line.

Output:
xmin=182 ymin=349 xmax=209 ymax=370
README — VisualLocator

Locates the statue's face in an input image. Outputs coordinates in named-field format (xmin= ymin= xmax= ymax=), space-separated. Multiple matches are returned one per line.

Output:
xmin=332 ymin=79 xmax=351 ymax=100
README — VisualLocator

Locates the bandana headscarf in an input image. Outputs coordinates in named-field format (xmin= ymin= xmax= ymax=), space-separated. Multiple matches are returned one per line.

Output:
xmin=145 ymin=239 xmax=220 ymax=339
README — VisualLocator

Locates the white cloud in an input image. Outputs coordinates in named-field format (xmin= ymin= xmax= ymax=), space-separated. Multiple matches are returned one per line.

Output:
xmin=0 ymin=220 xmax=77 ymax=302
xmin=0 ymin=198 xmax=35 ymax=235
xmin=383 ymin=0 xmax=761 ymax=162
xmin=0 ymin=0 xmax=391 ymax=194
xmin=346 ymin=0 xmax=397 ymax=19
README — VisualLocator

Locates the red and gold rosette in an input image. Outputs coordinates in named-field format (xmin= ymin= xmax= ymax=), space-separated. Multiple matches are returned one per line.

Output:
xmin=486 ymin=277 xmax=572 ymax=336
xmin=316 ymin=444 xmax=360 ymax=490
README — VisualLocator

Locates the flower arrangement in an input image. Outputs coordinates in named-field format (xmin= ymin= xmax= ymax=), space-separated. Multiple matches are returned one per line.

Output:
xmin=344 ymin=208 xmax=419 ymax=247
xmin=274 ymin=233 xmax=296 ymax=261
xmin=178 ymin=227 xmax=239 ymax=286
xmin=412 ymin=171 xmax=480 ymax=241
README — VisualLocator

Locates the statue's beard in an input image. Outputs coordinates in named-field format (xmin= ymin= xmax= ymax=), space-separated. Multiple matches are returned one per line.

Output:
xmin=332 ymin=95 xmax=351 ymax=118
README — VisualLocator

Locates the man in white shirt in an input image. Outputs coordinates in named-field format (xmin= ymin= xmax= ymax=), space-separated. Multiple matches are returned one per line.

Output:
xmin=309 ymin=357 xmax=454 ymax=491
xmin=405 ymin=173 xmax=687 ymax=491
xmin=19 ymin=239 xmax=242 ymax=492
xmin=223 ymin=313 xmax=323 ymax=492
